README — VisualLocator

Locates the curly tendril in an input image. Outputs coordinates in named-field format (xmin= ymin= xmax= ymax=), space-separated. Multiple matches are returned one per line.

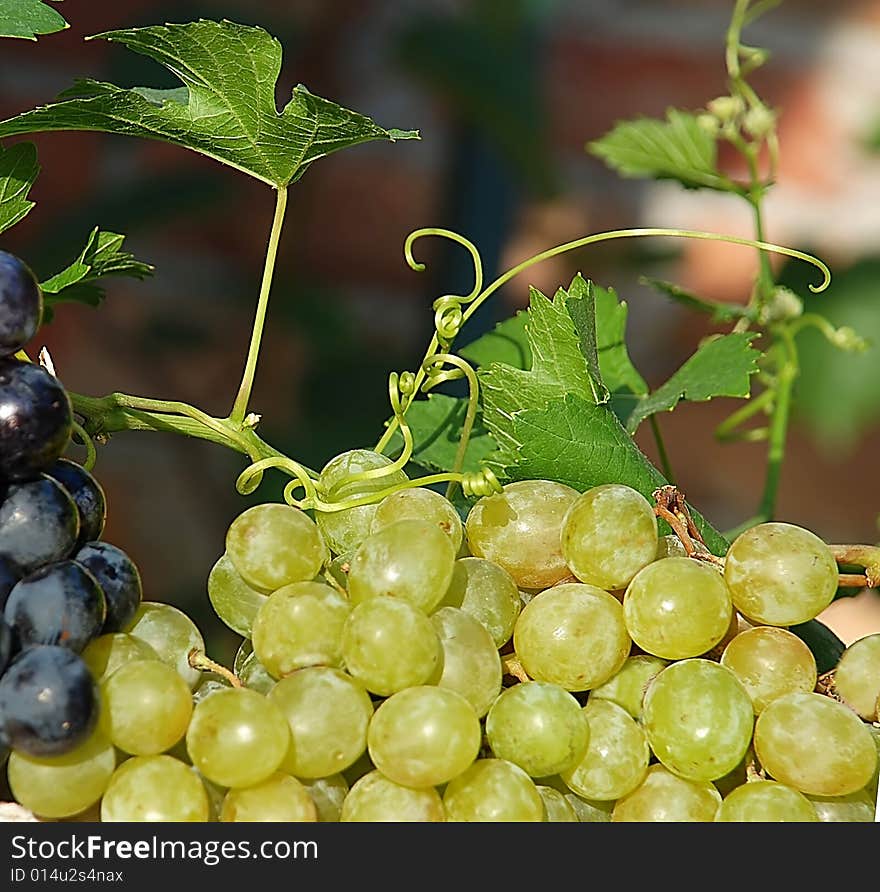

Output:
xmin=70 ymin=419 xmax=98 ymax=472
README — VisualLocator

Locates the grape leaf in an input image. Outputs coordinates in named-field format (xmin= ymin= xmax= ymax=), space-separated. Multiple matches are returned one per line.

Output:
xmin=640 ymin=276 xmax=750 ymax=323
xmin=0 ymin=0 xmax=67 ymax=40
xmin=0 ymin=20 xmax=419 ymax=188
xmin=0 ymin=141 xmax=38 ymax=234
xmin=588 ymin=108 xmax=737 ymax=192
xmin=459 ymin=311 xmax=530 ymax=370
xmin=594 ymin=284 xmax=648 ymax=398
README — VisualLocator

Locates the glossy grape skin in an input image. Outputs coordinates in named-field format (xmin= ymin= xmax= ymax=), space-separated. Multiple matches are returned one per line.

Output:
xmin=834 ymin=634 xmax=880 ymax=720
xmin=303 ymin=774 xmax=349 ymax=822
xmin=465 ymin=480 xmax=579 ymax=588
xmin=807 ymin=790 xmax=877 ymax=822
xmin=0 ymin=475 xmax=79 ymax=574
xmin=126 ymin=601 xmax=205 ymax=689
xmin=715 ymin=780 xmax=819 ymax=822
xmin=220 ymin=772 xmax=318 ymax=822
xmin=45 ymin=458 xmax=106 ymax=547
xmin=754 ymin=692 xmax=878 ymax=796
xmin=513 ymin=583 xmax=631 ymax=691
xmin=612 ymin=764 xmax=722 ymax=822
xmin=341 ymin=770 xmax=446 ymax=822
xmin=101 ymin=755 xmax=209 ymax=822
xmin=0 ymin=554 xmax=20 ymax=611
xmin=0 ymin=359 xmax=71 ymax=479
xmin=537 ymin=786 xmax=579 ymax=822
xmin=372 ymin=486 xmax=463 ymax=553
xmin=206 ymin=552 xmax=267 ymax=639
xmin=5 ymin=560 xmax=106 ymax=653
xmin=656 ymin=534 xmax=688 ymax=559
xmin=563 ymin=792 xmax=614 ymax=823
xmin=590 ymin=654 xmax=668 ymax=720
xmin=0 ymin=645 xmax=98 ymax=756
xmin=81 ymin=632 xmax=159 ymax=684
xmin=724 ymin=522 xmax=838 ymax=625
xmin=0 ymin=251 xmax=42 ymax=355
xmin=443 ymin=759 xmax=545 ymax=822
xmin=75 ymin=542 xmax=143 ymax=634
xmin=234 ymin=643 xmax=274 ymax=695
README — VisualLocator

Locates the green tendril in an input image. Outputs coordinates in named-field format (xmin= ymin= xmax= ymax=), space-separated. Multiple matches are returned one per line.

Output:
xmin=70 ymin=419 xmax=98 ymax=471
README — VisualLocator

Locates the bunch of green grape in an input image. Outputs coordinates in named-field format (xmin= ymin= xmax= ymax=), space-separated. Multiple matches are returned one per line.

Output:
xmin=8 ymin=447 xmax=879 ymax=822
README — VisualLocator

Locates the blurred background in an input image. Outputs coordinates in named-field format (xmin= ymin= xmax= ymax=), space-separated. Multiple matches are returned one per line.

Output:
xmin=1 ymin=0 xmax=879 ymax=663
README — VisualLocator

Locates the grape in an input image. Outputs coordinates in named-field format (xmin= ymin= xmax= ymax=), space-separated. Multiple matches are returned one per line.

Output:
xmin=326 ymin=552 xmax=352 ymax=592
xmin=537 ymin=786 xmax=579 ymax=822
xmin=513 ymin=583 xmax=630 ymax=691
xmin=269 ymin=666 xmax=374 ymax=779
xmin=253 ymin=580 xmax=349 ymax=678
xmin=0 ymin=554 xmax=20 ymax=610
xmin=0 ymin=251 xmax=42 ymax=355
xmin=315 ymin=449 xmax=408 ymax=555
xmin=348 ymin=519 xmax=455 ymax=612
xmin=76 ymin=542 xmax=143 ymax=634
xmin=126 ymin=601 xmax=205 ymax=689
xmin=206 ymin=552 xmax=267 ymax=638
xmin=0 ymin=359 xmax=71 ymax=479
xmin=612 ymin=764 xmax=722 ymax=822
xmin=713 ymin=779 xmax=818 ymax=822
xmin=622 ymin=557 xmax=732 ymax=660
xmin=656 ymin=534 xmax=688 ymax=559
xmin=99 ymin=658 xmax=193 ymax=755
xmin=7 ymin=729 xmax=115 ymax=819
xmin=465 ymin=480 xmax=579 ymax=588
xmin=226 ymin=502 xmax=328 ymax=592
xmin=302 ymin=774 xmax=348 ymax=822
xmin=0 ymin=615 xmax=12 ymax=674
xmin=724 ymin=522 xmax=838 ymax=625
xmin=485 ymin=681 xmax=589 ymax=777
xmin=439 ymin=556 xmax=521 ymax=648
xmin=807 ymin=790 xmax=877 ymax=822
xmin=720 ymin=626 xmax=817 ymax=714
xmin=443 ymin=759 xmax=544 ymax=822
xmin=234 ymin=642 xmax=274 ymax=694
xmin=367 ymin=686 xmax=481 ymax=788
xmin=0 ymin=475 xmax=79 ymax=574
xmin=186 ymin=687 xmax=290 ymax=788
xmin=5 ymin=560 xmax=106 ymax=652
xmin=833 ymin=633 xmax=880 ymax=720
xmin=192 ymin=676 xmax=231 ymax=704
xmin=220 ymin=772 xmax=317 ymax=822
xmin=341 ymin=596 xmax=442 ymax=696
xmin=564 ymin=792 xmax=614 ymax=823
xmin=753 ymin=692 xmax=877 ymax=796
xmin=642 ymin=659 xmax=754 ymax=782
xmin=561 ymin=699 xmax=649 ymax=801
xmin=372 ymin=486 xmax=463 ymax=552
xmin=561 ymin=483 xmax=658 ymax=590
xmin=45 ymin=458 xmax=106 ymax=547
xmin=590 ymin=654 xmax=668 ymax=720
xmin=100 ymin=755 xmax=209 ymax=822
xmin=341 ymin=770 xmax=446 ymax=822
xmin=430 ymin=607 xmax=501 ymax=716
xmin=0 ymin=645 xmax=98 ymax=756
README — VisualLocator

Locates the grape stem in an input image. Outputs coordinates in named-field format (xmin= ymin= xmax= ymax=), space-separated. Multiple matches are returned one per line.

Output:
xmin=652 ymin=485 xmax=724 ymax=567
xmin=828 ymin=545 xmax=880 ymax=588
xmin=502 ymin=655 xmax=530 ymax=684
xmin=187 ymin=648 xmax=242 ymax=688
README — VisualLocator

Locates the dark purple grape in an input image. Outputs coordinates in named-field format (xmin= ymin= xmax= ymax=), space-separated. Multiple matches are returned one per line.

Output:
xmin=0 ymin=645 xmax=98 ymax=756
xmin=0 ymin=358 xmax=72 ymax=480
xmin=0 ymin=251 xmax=42 ymax=356
xmin=0 ymin=475 xmax=80 ymax=574
xmin=45 ymin=458 xmax=107 ymax=547
xmin=0 ymin=554 xmax=19 ymax=612
xmin=0 ymin=615 xmax=11 ymax=674
xmin=4 ymin=560 xmax=105 ymax=653
xmin=75 ymin=542 xmax=142 ymax=633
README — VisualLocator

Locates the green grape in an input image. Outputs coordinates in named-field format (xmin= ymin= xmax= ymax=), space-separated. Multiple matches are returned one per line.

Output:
xmin=834 ymin=633 xmax=880 ymax=720
xmin=721 ymin=626 xmax=817 ymax=714
xmin=439 ymin=556 xmax=521 ymax=648
xmin=536 ymin=786 xmax=579 ymax=822
xmin=623 ymin=557 xmax=732 ymax=660
xmin=612 ymin=764 xmax=722 ymax=822
xmin=269 ymin=667 xmax=373 ymax=778
xmin=327 ymin=552 xmax=353 ymax=592
xmin=81 ymin=633 xmax=159 ymax=684
xmin=8 ymin=730 xmax=116 ymax=819
xmin=341 ymin=597 xmax=442 ymax=696
xmin=513 ymin=583 xmax=631 ymax=691
xmin=207 ymin=552 xmax=268 ymax=638
xmin=302 ymin=774 xmax=349 ymax=822
xmin=561 ymin=483 xmax=658 ymax=590
xmin=99 ymin=659 xmax=193 ymax=755
xmin=186 ymin=687 xmax=290 ymax=788
xmin=252 ymin=581 xmax=350 ymax=678
xmin=561 ymin=699 xmax=649 ymax=801
xmin=656 ymin=534 xmax=688 ymax=559
xmin=315 ymin=449 xmax=408 ymax=555
xmin=464 ymin=480 xmax=579 ymax=589
xmin=724 ymin=522 xmax=838 ymax=625
xmin=590 ymin=654 xmax=668 ymax=720
xmin=126 ymin=601 xmax=206 ymax=689
xmin=642 ymin=659 xmax=754 ymax=782
xmin=192 ymin=676 xmax=232 ymax=704
xmin=443 ymin=759 xmax=545 ymax=822
xmin=430 ymin=606 xmax=501 ymax=717
xmin=341 ymin=770 xmax=446 ymax=822
xmin=372 ymin=486 xmax=463 ymax=553
xmin=753 ymin=692 xmax=877 ymax=796
xmin=715 ymin=780 xmax=819 ymax=822
xmin=485 ymin=681 xmax=589 ymax=777
xmin=220 ymin=772 xmax=317 ymax=822
xmin=101 ymin=755 xmax=209 ymax=822
xmin=348 ymin=519 xmax=455 ymax=612
xmin=807 ymin=790 xmax=877 ymax=822
xmin=564 ymin=793 xmax=614 ymax=823
xmin=367 ymin=686 xmax=481 ymax=788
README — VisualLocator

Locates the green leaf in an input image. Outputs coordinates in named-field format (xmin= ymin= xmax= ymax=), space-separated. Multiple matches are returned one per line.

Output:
xmin=640 ymin=276 xmax=750 ymax=323
xmin=0 ymin=0 xmax=67 ymax=40
xmin=625 ymin=333 xmax=761 ymax=434
xmin=459 ymin=311 xmax=530 ymax=370
xmin=588 ymin=108 xmax=737 ymax=192
xmin=0 ymin=141 xmax=39 ymax=234
xmin=0 ymin=20 xmax=419 ymax=188
xmin=594 ymin=284 xmax=648 ymax=398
